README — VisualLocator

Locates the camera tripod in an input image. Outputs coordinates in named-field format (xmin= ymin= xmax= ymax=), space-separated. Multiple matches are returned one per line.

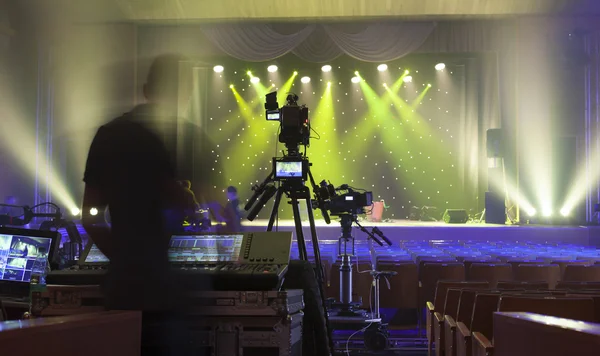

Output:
xmin=331 ymin=213 xmax=392 ymax=316
xmin=245 ymin=158 xmax=334 ymax=356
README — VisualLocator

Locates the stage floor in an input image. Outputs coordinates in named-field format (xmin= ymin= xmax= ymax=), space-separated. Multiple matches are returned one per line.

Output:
xmin=243 ymin=219 xmax=600 ymax=246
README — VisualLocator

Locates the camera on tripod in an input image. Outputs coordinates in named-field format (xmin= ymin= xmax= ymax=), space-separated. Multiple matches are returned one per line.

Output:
xmin=265 ymin=91 xmax=310 ymax=150
xmin=316 ymin=181 xmax=373 ymax=216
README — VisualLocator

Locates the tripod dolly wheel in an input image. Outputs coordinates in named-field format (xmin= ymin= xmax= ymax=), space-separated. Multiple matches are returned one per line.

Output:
xmin=364 ymin=323 xmax=389 ymax=351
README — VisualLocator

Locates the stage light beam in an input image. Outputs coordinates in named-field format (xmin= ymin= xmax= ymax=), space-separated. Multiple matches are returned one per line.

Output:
xmin=267 ymin=65 xmax=278 ymax=73
xmin=435 ymin=63 xmax=446 ymax=71
xmin=403 ymin=76 xmax=413 ymax=83
xmin=377 ymin=64 xmax=388 ymax=72
xmin=321 ymin=65 xmax=332 ymax=72
xmin=351 ymin=76 xmax=361 ymax=84
xmin=71 ymin=208 xmax=81 ymax=216
xmin=250 ymin=76 xmax=260 ymax=84
xmin=213 ymin=65 xmax=224 ymax=73
xmin=301 ymin=76 xmax=311 ymax=84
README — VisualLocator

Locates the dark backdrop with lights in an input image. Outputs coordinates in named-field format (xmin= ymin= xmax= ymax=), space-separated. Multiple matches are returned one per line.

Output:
xmin=199 ymin=54 xmax=474 ymax=221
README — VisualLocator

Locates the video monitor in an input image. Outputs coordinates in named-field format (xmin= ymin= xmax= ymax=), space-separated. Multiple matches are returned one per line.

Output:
xmin=0 ymin=227 xmax=59 ymax=283
xmin=168 ymin=234 xmax=244 ymax=263
xmin=80 ymin=243 xmax=110 ymax=264
xmin=273 ymin=158 xmax=307 ymax=180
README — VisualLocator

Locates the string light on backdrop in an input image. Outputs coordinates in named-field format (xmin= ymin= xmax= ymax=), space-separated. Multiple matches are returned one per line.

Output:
xmin=213 ymin=65 xmax=224 ymax=73
xmin=205 ymin=57 xmax=465 ymax=220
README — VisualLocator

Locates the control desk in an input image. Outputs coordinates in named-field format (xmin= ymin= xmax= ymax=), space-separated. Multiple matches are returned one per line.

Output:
xmin=47 ymin=232 xmax=293 ymax=291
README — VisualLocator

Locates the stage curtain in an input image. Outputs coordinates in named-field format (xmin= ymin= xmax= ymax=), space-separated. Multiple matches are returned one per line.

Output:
xmin=200 ymin=22 xmax=435 ymax=62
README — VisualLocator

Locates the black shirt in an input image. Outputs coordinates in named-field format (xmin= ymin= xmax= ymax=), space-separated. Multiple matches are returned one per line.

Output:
xmin=83 ymin=103 xmax=213 ymax=310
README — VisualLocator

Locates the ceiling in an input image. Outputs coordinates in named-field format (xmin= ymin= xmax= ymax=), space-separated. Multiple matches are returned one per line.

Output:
xmin=15 ymin=0 xmax=600 ymax=24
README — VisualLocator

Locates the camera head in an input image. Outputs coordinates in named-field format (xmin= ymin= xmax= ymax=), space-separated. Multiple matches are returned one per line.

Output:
xmin=265 ymin=91 xmax=310 ymax=154
xmin=316 ymin=181 xmax=373 ymax=217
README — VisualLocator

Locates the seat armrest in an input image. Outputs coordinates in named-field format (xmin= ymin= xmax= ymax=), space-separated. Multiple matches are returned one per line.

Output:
xmin=434 ymin=311 xmax=444 ymax=323
xmin=472 ymin=331 xmax=494 ymax=356
xmin=457 ymin=321 xmax=471 ymax=338
xmin=426 ymin=301 xmax=435 ymax=312
xmin=445 ymin=315 xmax=457 ymax=328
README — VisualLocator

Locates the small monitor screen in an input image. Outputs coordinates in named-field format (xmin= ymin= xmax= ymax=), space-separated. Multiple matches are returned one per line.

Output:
xmin=266 ymin=111 xmax=280 ymax=121
xmin=84 ymin=244 xmax=110 ymax=264
xmin=168 ymin=234 xmax=244 ymax=263
xmin=275 ymin=161 xmax=303 ymax=178
xmin=0 ymin=234 xmax=52 ymax=283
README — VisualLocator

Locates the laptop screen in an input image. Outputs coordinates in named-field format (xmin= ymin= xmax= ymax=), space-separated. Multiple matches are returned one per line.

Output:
xmin=0 ymin=233 xmax=53 ymax=283
xmin=168 ymin=234 xmax=244 ymax=263
xmin=83 ymin=244 xmax=110 ymax=264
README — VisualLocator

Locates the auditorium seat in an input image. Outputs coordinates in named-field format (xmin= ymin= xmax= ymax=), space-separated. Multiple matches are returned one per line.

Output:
xmin=497 ymin=281 xmax=549 ymax=290
xmin=437 ymin=288 xmax=462 ymax=356
xmin=473 ymin=296 xmax=596 ymax=356
xmin=457 ymin=293 xmax=500 ymax=356
xmin=493 ymin=312 xmax=600 ymax=356
xmin=463 ymin=259 xmax=500 ymax=279
xmin=513 ymin=264 xmax=560 ymax=289
xmin=377 ymin=261 xmax=418 ymax=309
xmin=563 ymin=265 xmax=600 ymax=282
xmin=428 ymin=281 xmax=489 ymax=356
xmin=556 ymin=281 xmax=600 ymax=291
xmin=551 ymin=260 xmax=591 ymax=279
xmin=420 ymin=263 xmax=465 ymax=308
xmin=468 ymin=263 xmax=512 ymax=289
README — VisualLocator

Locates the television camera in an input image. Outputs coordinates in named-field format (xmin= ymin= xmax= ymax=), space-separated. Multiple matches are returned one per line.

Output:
xmin=265 ymin=91 xmax=310 ymax=154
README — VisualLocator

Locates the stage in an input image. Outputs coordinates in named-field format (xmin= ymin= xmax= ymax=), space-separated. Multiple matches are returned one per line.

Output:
xmin=243 ymin=219 xmax=600 ymax=247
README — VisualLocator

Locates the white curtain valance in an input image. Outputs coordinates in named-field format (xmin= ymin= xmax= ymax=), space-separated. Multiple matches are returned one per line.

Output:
xmin=201 ymin=22 xmax=436 ymax=62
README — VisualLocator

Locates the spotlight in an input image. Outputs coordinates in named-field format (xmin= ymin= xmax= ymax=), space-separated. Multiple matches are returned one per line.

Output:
xmin=267 ymin=65 xmax=278 ymax=73
xmin=327 ymin=81 xmax=332 ymax=87
xmin=213 ymin=65 xmax=224 ymax=73
xmin=542 ymin=208 xmax=552 ymax=217
xmin=250 ymin=76 xmax=260 ymax=84
xmin=377 ymin=64 xmax=388 ymax=72
xmin=404 ymin=70 xmax=410 ymax=75
xmin=71 ymin=208 xmax=81 ymax=216
xmin=246 ymin=71 xmax=252 ymax=76
xmin=90 ymin=208 xmax=98 ymax=216
xmin=229 ymin=84 xmax=234 ymax=89
xmin=383 ymin=83 xmax=388 ymax=87
xmin=293 ymin=71 xmax=298 ymax=76
xmin=321 ymin=65 xmax=332 ymax=72
xmin=427 ymin=83 xmax=432 ymax=87
xmin=435 ymin=63 xmax=446 ymax=71
xmin=403 ymin=76 xmax=413 ymax=83
xmin=351 ymin=76 xmax=361 ymax=83
xmin=354 ymin=71 xmax=359 ymax=76
xmin=560 ymin=207 xmax=570 ymax=217
xmin=300 ymin=76 xmax=311 ymax=83
xmin=526 ymin=208 xmax=537 ymax=217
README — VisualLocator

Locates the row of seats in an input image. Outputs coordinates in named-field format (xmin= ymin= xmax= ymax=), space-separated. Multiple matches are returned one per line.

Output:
xmin=427 ymin=281 xmax=600 ymax=356
xmin=292 ymin=240 xmax=600 ymax=309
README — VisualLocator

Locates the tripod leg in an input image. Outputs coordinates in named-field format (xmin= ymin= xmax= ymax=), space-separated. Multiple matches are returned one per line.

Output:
xmin=305 ymin=197 xmax=325 ymax=284
xmin=266 ymin=188 xmax=283 ymax=231
xmin=303 ymin=190 xmax=335 ymax=356
xmin=290 ymin=196 xmax=308 ymax=261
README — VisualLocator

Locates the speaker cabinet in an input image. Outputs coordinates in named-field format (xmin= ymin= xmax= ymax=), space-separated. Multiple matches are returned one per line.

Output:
xmin=443 ymin=209 xmax=469 ymax=224
xmin=485 ymin=191 xmax=506 ymax=224
xmin=487 ymin=128 xmax=504 ymax=158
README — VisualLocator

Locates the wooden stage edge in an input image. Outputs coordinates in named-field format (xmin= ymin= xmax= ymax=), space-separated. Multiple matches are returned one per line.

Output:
xmin=243 ymin=219 xmax=600 ymax=246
